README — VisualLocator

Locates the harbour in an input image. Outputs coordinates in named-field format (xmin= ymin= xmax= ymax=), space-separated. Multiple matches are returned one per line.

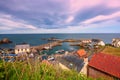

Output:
xmin=0 ymin=34 xmax=120 ymax=80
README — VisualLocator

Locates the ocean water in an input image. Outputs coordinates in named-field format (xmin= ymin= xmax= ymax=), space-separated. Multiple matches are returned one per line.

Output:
xmin=0 ymin=34 xmax=120 ymax=54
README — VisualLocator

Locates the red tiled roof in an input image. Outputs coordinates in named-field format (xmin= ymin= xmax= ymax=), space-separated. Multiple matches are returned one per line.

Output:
xmin=77 ymin=49 xmax=86 ymax=57
xmin=89 ymin=53 xmax=120 ymax=78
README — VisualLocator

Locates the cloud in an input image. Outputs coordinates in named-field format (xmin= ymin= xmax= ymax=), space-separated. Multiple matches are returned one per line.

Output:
xmin=0 ymin=13 xmax=37 ymax=30
xmin=17 ymin=20 xmax=120 ymax=33
xmin=69 ymin=0 xmax=120 ymax=14
xmin=65 ymin=16 xmax=74 ymax=23
xmin=106 ymin=0 xmax=120 ymax=8
xmin=1 ymin=20 xmax=120 ymax=33
xmin=0 ymin=26 xmax=13 ymax=30
xmin=69 ymin=0 xmax=103 ymax=14
xmin=81 ymin=11 xmax=120 ymax=24
xmin=0 ymin=0 xmax=120 ymax=33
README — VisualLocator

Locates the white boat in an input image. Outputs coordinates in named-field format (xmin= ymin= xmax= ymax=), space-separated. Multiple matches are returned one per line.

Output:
xmin=48 ymin=57 xmax=55 ymax=61
xmin=43 ymin=46 xmax=52 ymax=50
xmin=55 ymin=49 xmax=64 ymax=53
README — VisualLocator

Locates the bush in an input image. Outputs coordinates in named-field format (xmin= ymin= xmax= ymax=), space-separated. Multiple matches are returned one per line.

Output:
xmin=0 ymin=60 xmax=5 ymax=80
xmin=0 ymin=60 xmax=98 ymax=80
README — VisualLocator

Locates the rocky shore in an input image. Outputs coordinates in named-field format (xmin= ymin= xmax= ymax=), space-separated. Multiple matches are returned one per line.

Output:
xmin=0 ymin=38 xmax=12 ymax=44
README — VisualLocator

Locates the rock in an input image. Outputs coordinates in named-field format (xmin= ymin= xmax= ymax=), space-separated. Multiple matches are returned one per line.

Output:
xmin=0 ymin=40 xmax=2 ymax=44
xmin=0 ymin=38 xmax=12 ymax=44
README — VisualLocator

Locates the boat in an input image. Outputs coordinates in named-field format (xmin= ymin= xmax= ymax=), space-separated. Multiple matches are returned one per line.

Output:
xmin=43 ymin=46 xmax=52 ymax=50
xmin=55 ymin=49 xmax=65 ymax=53
xmin=48 ymin=56 xmax=55 ymax=61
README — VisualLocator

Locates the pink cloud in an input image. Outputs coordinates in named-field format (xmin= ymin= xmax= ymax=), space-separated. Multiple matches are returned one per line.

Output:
xmin=68 ymin=0 xmax=120 ymax=14
xmin=65 ymin=16 xmax=74 ymax=23
xmin=81 ymin=11 xmax=120 ymax=24
xmin=106 ymin=0 xmax=120 ymax=8
xmin=69 ymin=0 xmax=103 ymax=14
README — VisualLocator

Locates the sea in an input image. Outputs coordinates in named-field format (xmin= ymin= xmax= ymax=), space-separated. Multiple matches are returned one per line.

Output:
xmin=0 ymin=33 xmax=120 ymax=55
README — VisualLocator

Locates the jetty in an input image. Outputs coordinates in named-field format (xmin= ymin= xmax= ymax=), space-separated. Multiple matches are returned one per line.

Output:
xmin=31 ymin=41 xmax=62 ymax=50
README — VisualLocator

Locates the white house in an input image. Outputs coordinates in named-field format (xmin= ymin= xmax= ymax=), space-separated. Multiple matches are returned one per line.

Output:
xmin=15 ymin=44 xmax=30 ymax=54
xmin=80 ymin=39 xmax=92 ymax=44
xmin=117 ymin=41 xmax=120 ymax=47
xmin=97 ymin=41 xmax=105 ymax=46
xmin=92 ymin=39 xmax=105 ymax=46
xmin=112 ymin=38 xmax=120 ymax=47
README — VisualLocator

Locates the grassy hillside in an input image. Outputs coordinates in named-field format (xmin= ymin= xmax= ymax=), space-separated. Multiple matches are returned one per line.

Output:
xmin=102 ymin=46 xmax=120 ymax=56
xmin=0 ymin=60 xmax=96 ymax=80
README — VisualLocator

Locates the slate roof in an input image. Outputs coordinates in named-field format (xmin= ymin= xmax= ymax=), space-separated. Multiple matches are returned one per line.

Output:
xmin=15 ymin=44 xmax=30 ymax=49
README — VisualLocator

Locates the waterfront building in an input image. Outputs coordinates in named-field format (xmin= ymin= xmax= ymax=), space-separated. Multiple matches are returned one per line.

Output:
xmin=88 ymin=53 xmax=120 ymax=80
xmin=15 ymin=44 xmax=30 ymax=54
xmin=80 ymin=39 xmax=92 ymax=44
xmin=92 ymin=39 xmax=105 ymax=46
xmin=112 ymin=38 xmax=120 ymax=47
xmin=97 ymin=41 xmax=105 ymax=46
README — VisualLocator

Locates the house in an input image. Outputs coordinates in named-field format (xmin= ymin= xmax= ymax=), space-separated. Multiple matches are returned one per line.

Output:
xmin=15 ymin=44 xmax=30 ymax=54
xmin=92 ymin=39 xmax=105 ymax=46
xmin=80 ymin=39 xmax=92 ymax=44
xmin=80 ymin=58 xmax=88 ymax=75
xmin=76 ymin=49 xmax=88 ymax=74
xmin=76 ymin=49 xmax=87 ymax=58
xmin=55 ymin=53 xmax=84 ymax=72
xmin=112 ymin=38 xmax=120 ymax=47
xmin=88 ymin=53 xmax=120 ymax=80
xmin=97 ymin=41 xmax=105 ymax=46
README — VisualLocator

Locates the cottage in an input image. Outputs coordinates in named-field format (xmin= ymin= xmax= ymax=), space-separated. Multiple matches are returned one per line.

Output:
xmin=80 ymin=39 xmax=92 ymax=44
xmin=112 ymin=38 xmax=120 ymax=47
xmin=15 ymin=44 xmax=30 ymax=54
xmin=88 ymin=53 xmax=120 ymax=80
xmin=76 ymin=49 xmax=87 ymax=58
xmin=97 ymin=41 xmax=105 ymax=46
xmin=92 ymin=39 xmax=105 ymax=46
xmin=76 ymin=49 xmax=88 ymax=74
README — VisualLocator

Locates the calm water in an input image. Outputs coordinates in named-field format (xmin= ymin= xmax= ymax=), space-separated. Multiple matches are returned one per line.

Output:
xmin=0 ymin=34 xmax=120 ymax=54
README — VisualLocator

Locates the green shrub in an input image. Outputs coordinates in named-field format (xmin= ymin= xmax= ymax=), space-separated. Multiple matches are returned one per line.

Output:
xmin=0 ymin=60 xmax=5 ymax=80
xmin=0 ymin=60 xmax=101 ymax=80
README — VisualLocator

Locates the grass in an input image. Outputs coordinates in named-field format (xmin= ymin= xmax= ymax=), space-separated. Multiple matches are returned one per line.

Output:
xmin=102 ymin=46 xmax=120 ymax=56
xmin=0 ymin=59 xmax=95 ymax=80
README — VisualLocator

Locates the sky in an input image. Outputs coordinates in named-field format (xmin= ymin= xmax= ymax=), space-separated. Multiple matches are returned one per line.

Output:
xmin=0 ymin=0 xmax=120 ymax=34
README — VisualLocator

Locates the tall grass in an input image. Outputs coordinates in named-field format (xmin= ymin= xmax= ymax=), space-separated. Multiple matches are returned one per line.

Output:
xmin=0 ymin=59 xmax=94 ymax=80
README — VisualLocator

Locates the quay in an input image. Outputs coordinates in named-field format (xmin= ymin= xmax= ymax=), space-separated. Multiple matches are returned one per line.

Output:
xmin=31 ymin=41 xmax=62 ymax=50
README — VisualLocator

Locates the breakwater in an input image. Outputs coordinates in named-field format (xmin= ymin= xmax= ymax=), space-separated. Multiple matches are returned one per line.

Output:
xmin=31 ymin=41 xmax=62 ymax=50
